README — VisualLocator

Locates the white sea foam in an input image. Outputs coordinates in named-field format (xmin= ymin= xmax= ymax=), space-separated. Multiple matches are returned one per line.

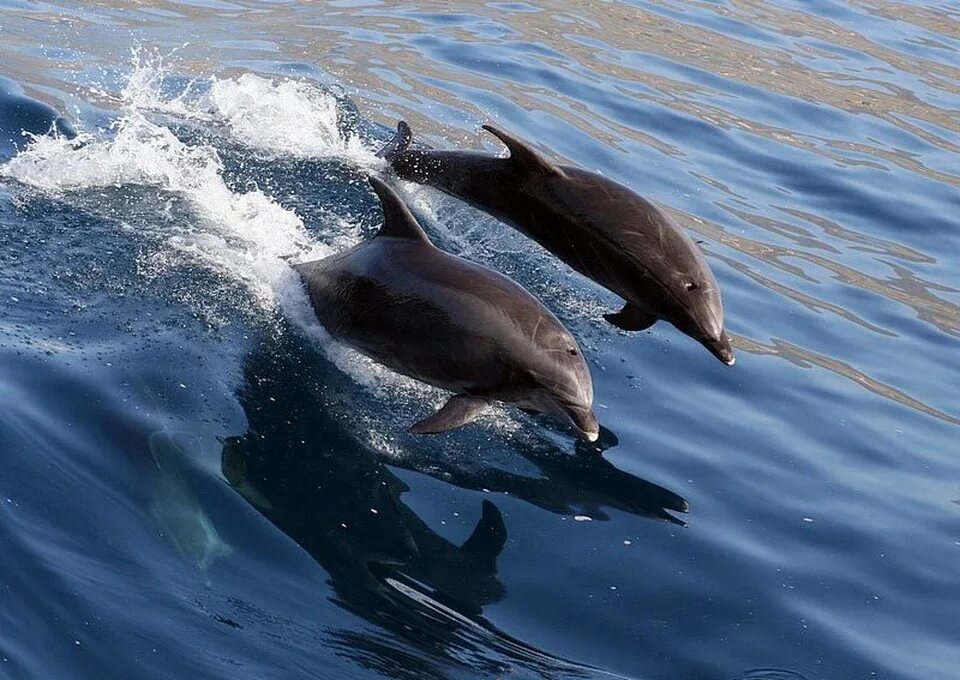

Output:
xmin=122 ymin=51 xmax=381 ymax=167
xmin=205 ymin=74 xmax=376 ymax=165
xmin=1 ymin=112 xmax=325 ymax=314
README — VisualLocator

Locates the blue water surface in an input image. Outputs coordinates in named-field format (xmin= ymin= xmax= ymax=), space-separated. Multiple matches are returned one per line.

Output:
xmin=1 ymin=2 xmax=958 ymax=679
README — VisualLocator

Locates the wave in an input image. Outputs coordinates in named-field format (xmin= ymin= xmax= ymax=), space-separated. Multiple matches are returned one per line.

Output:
xmin=122 ymin=49 xmax=380 ymax=165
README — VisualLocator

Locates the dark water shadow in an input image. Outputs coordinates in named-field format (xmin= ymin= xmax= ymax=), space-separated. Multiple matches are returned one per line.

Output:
xmin=222 ymin=333 xmax=681 ymax=678
xmin=427 ymin=423 xmax=690 ymax=526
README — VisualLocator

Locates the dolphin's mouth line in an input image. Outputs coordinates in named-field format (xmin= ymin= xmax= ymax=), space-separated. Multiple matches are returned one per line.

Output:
xmin=558 ymin=401 xmax=600 ymax=441
xmin=700 ymin=333 xmax=735 ymax=366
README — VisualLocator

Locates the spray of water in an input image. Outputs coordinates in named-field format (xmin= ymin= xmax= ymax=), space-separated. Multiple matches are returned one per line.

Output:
xmin=121 ymin=49 xmax=380 ymax=166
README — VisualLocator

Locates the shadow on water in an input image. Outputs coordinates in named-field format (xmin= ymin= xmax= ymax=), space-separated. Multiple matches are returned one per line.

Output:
xmin=221 ymin=332 xmax=685 ymax=678
xmin=455 ymin=425 xmax=689 ymax=525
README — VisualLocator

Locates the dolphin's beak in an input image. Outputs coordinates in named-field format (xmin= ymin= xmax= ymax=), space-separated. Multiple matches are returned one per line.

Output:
xmin=702 ymin=331 xmax=735 ymax=366
xmin=564 ymin=404 xmax=600 ymax=442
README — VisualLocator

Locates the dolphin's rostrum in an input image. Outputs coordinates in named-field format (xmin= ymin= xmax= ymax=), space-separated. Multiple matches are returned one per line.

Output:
xmin=379 ymin=121 xmax=735 ymax=366
xmin=294 ymin=177 xmax=599 ymax=441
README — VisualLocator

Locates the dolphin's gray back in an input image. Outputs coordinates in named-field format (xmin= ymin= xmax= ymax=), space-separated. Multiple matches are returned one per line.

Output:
xmin=296 ymin=238 xmax=574 ymax=396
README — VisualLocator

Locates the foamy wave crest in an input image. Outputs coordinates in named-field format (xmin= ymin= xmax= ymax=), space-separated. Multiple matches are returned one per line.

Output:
xmin=0 ymin=112 xmax=323 ymax=311
xmin=122 ymin=52 xmax=379 ymax=166
xmin=205 ymin=74 xmax=376 ymax=163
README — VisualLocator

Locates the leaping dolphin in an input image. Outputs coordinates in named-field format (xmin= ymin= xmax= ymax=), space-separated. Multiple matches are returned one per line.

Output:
xmin=378 ymin=121 xmax=735 ymax=366
xmin=294 ymin=177 xmax=599 ymax=441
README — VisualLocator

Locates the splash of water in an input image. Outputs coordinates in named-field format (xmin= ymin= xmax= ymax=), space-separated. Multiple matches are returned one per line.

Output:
xmin=206 ymin=74 xmax=375 ymax=163
xmin=122 ymin=50 xmax=380 ymax=166
xmin=1 ymin=111 xmax=324 ymax=313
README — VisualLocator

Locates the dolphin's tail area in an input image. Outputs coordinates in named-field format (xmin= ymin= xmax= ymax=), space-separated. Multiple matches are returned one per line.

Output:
xmin=377 ymin=120 xmax=412 ymax=161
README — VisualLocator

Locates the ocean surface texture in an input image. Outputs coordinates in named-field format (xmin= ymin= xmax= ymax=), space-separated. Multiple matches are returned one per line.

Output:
xmin=1 ymin=2 xmax=958 ymax=679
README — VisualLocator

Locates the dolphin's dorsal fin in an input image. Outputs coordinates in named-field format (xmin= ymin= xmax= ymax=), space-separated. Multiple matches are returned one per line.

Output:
xmin=482 ymin=124 xmax=559 ymax=176
xmin=376 ymin=120 xmax=412 ymax=160
xmin=460 ymin=500 xmax=507 ymax=570
xmin=368 ymin=176 xmax=432 ymax=243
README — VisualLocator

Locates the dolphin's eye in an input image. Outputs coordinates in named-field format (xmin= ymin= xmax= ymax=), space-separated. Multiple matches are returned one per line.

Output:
xmin=568 ymin=348 xmax=578 ymax=356
xmin=685 ymin=282 xmax=699 ymax=291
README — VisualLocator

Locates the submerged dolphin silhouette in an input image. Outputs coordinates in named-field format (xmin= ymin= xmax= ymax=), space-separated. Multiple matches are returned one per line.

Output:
xmin=148 ymin=430 xmax=231 ymax=570
xmin=293 ymin=177 xmax=599 ymax=441
xmin=379 ymin=121 xmax=735 ymax=365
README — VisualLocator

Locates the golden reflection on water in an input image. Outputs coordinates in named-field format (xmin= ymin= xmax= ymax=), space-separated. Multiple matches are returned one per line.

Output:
xmin=733 ymin=334 xmax=960 ymax=425
xmin=2 ymin=0 xmax=957 ymax=422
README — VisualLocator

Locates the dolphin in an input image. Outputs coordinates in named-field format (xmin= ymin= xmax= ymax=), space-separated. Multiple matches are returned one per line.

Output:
xmin=293 ymin=176 xmax=599 ymax=441
xmin=378 ymin=121 xmax=735 ymax=365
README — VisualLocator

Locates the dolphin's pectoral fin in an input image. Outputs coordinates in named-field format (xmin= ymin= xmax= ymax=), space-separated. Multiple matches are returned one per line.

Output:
xmin=481 ymin=124 xmax=560 ymax=176
xmin=460 ymin=500 xmax=507 ymax=571
xmin=604 ymin=303 xmax=657 ymax=331
xmin=376 ymin=120 xmax=412 ymax=160
xmin=409 ymin=395 xmax=489 ymax=434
